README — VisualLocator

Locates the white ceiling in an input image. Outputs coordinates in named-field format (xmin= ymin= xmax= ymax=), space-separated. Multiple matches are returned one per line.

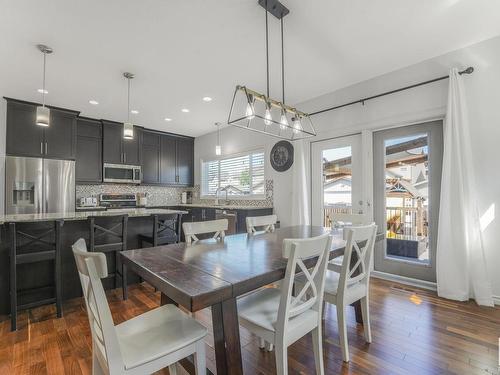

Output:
xmin=1 ymin=0 xmax=500 ymax=137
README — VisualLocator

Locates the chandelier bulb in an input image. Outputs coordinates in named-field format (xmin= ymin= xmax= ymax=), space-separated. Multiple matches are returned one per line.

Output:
xmin=264 ymin=107 xmax=272 ymax=126
xmin=293 ymin=116 xmax=302 ymax=134
xmin=280 ymin=110 xmax=288 ymax=130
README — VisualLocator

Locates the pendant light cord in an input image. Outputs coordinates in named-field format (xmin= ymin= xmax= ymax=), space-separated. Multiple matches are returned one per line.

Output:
xmin=127 ymin=77 xmax=131 ymax=122
xmin=42 ymin=52 xmax=46 ymax=107
xmin=281 ymin=17 xmax=285 ymax=104
xmin=265 ymin=1 xmax=269 ymax=98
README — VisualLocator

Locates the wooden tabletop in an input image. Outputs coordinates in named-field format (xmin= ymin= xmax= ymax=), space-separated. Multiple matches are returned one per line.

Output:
xmin=121 ymin=226 xmax=347 ymax=311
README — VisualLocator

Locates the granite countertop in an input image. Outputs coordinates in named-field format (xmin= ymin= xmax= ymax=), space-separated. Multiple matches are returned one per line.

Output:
xmin=176 ymin=203 xmax=274 ymax=210
xmin=0 ymin=208 xmax=188 ymax=224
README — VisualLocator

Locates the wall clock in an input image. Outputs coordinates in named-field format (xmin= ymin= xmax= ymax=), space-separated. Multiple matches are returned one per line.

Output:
xmin=270 ymin=141 xmax=294 ymax=172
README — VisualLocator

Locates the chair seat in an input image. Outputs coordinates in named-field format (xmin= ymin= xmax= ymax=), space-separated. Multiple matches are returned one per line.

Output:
xmin=116 ymin=304 xmax=207 ymax=370
xmin=237 ymin=287 xmax=318 ymax=333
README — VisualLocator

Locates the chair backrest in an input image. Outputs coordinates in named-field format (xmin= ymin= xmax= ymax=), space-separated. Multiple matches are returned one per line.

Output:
xmin=246 ymin=214 xmax=277 ymax=234
xmin=337 ymin=224 xmax=377 ymax=299
xmin=72 ymin=239 xmax=123 ymax=374
xmin=88 ymin=214 xmax=128 ymax=252
xmin=182 ymin=219 xmax=228 ymax=245
xmin=276 ymin=233 xmax=333 ymax=336
xmin=331 ymin=212 xmax=368 ymax=227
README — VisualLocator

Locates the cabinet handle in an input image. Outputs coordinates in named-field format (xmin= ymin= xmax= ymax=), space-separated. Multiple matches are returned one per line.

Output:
xmin=45 ymin=142 xmax=48 ymax=154
xmin=40 ymin=142 xmax=43 ymax=155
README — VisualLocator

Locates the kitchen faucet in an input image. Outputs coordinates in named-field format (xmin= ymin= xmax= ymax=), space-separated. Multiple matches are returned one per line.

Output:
xmin=214 ymin=185 xmax=245 ymax=205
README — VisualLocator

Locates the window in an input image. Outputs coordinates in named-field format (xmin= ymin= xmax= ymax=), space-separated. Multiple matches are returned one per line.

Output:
xmin=201 ymin=150 xmax=265 ymax=197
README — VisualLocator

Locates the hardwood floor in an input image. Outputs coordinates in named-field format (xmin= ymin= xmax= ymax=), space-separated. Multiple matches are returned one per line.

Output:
xmin=0 ymin=278 xmax=499 ymax=374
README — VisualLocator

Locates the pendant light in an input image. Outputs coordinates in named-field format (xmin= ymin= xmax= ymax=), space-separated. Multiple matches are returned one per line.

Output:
xmin=123 ymin=72 xmax=135 ymax=140
xmin=36 ymin=44 xmax=53 ymax=127
xmin=215 ymin=122 xmax=222 ymax=156
xmin=227 ymin=0 xmax=316 ymax=140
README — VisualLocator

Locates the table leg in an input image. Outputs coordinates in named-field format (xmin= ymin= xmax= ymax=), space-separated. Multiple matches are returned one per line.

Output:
xmin=212 ymin=298 xmax=243 ymax=375
xmin=160 ymin=292 xmax=176 ymax=306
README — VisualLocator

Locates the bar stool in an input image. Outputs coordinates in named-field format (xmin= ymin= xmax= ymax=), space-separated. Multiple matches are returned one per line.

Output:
xmin=138 ymin=213 xmax=182 ymax=247
xmin=8 ymin=219 xmax=64 ymax=331
xmin=88 ymin=214 xmax=128 ymax=300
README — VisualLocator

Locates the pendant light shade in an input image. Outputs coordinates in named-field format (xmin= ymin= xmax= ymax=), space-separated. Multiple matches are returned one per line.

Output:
xmin=36 ymin=106 xmax=50 ymax=127
xmin=36 ymin=44 xmax=52 ymax=127
xmin=215 ymin=122 xmax=222 ymax=156
xmin=123 ymin=72 xmax=135 ymax=140
xmin=227 ymin=1 xmax=316 ymax=140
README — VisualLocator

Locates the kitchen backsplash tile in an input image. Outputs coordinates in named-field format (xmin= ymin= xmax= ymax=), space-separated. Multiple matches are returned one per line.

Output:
xmin=76 ymin=179 xmax=274 ymax=208
xmin=76 ymin=184 xmax=188 ymax=206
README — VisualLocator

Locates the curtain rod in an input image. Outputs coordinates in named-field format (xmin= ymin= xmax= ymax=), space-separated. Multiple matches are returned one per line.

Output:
xmin=309 ymin=66 xmax=474 ymax=116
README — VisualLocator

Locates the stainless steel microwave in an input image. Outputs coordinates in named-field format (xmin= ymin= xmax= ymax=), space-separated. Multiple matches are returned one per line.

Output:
xmin=103 ymin=163 xmax=141 ymax=184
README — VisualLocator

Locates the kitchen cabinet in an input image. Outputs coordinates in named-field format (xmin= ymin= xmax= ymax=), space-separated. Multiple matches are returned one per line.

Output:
xmin=141 ymin=131 xmax=161 ymax=184
xmin=76 ymin=117 xmax=102 ymax=183
xmin=102 ymin=120 xmax=142 ymax=165
xmin=5 ymin=98 xmax=78 ymax=160
xmin=160 ymin=134 xmax=177 ymax=185
xmin=176 ymin=137 xmax=194 ymax=186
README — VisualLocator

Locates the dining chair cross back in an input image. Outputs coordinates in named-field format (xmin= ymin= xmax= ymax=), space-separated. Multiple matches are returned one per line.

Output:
xmin=182 ymin=219 xmax=228 ymax=245
xmin=324 ymin=224 xmax=377 ymax=362
xmin=246 ymin=214 xmax=278 ymax=234
xmin=72 ymin=239 xmax=207 ymax=375
xmin=237 ymin=233 xmax=333 ymax=375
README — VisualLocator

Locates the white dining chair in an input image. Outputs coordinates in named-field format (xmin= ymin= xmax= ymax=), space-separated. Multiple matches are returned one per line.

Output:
xmin=297 ymin=224 xmax=377 ymax=363
xmin=237 ymin=233 xmax=333 ymax=375
xmin=182 ymin=219 xmax=228 ymax=245
xmin=246 ymin=214 xmax=278 ymax=234
xmin=72 ymin=238 xmax=207 ymax=375
xmin=328 ymin=212 xmax=370 ymax=273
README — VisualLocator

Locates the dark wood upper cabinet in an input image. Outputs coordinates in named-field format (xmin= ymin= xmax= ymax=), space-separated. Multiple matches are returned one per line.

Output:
xmin=160 ymin=135 xmax=177 ymax=185
xmin=102 ymin=120 xmax=141 ymax=165
xmin=43 ymin=109 xmax=77 ymax=159
xmin=5 ymin=98 xmax=78 ymax=160
xmin=176 ymin=137 xmax=194 ymax=186
xmin=141 ymin=131 xmax=161 ymax=184
xmin=102 ymin=120 xmax=123 ymax=164
xmin=76 ymin=118 xmax=102 ymax=183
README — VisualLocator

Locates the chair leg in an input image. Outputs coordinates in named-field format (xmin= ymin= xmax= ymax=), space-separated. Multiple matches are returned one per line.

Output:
xmin=360 ymin=296 xmax=372 ymax=343
xmin=122 ymin=263 xmax=128 ymax=300
xmin=275 ymin=342 xmax=288 ymax=375
xmin=168 ymin=364 xmax=178 ymax=375
xmin=336 ymin=304 xmax=349 ymax=362
xmin=312 ymin=327 xmax=325 ymax=375
xmin=9 ymin=225 xmax=17 ymax=332
xmin=322 ymin=301 xmax=326 ymax=320
xmin=194 ymin=340 xmax=206 ymax=375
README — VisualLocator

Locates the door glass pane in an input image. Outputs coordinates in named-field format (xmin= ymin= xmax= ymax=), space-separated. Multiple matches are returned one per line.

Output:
xmin=384 ymin=134 xmax=429 ymax=264
xmin=322 ymin=146 xmax=353 ymax=227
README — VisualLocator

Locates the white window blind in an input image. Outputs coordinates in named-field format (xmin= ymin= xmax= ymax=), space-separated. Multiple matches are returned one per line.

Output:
xmin=201 ymin=151 xmax=265 ymax=197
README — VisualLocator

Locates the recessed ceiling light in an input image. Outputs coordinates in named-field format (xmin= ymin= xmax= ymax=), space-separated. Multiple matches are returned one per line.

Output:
xmin=181 ymin=108 xmax=190 ymax=113
xmin=203 ymin=97 xmax=213 ymax=102
xmin=164 ymin=117 xmax=172 ymax=122
xmin=89 ymin=100 xmax=99 ymax=105
xmin=37 ymin=88 xmax=48 ymax=94
xmin=131 ymin=109 xmax=139 ymax=114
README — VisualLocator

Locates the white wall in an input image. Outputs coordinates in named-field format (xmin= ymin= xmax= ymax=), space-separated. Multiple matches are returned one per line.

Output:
xmin=194 ymin=125 xmax=293 ymax=227
xmin=195 ymin=35 xmax=500 ymax=298
xmin=0 ymin=99 xmax=6 ymax=215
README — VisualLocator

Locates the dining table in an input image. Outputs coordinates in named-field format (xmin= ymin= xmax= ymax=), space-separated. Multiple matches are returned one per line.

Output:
xmin=120 ymin=225 xmax=383 ymax=375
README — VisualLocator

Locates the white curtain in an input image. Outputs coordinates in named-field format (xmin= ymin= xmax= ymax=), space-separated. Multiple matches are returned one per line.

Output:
xmin=290 ymin=140 xmax=310 ymax=225
xmin=436 ymin=68 xmax=493 ymax=306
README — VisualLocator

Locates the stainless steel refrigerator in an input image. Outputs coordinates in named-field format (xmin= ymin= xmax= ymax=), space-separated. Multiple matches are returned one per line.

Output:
xmin=5 ymin=156 xmax=75 ymax=215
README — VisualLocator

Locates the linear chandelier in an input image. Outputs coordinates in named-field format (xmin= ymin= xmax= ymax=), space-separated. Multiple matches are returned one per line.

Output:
xmin=227 ymin=0 xmax=316 ymax=141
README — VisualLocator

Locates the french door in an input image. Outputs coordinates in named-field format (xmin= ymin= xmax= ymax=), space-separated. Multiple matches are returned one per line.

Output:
xmin=373 ymin=121 xmax=443 ymax=282
xmin=311 ymin=134 xmax=368 ymax=227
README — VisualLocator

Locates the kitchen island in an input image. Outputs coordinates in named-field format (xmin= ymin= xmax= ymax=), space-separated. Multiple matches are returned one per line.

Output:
xmin=0 ymin=208 xmax=186 ymax=314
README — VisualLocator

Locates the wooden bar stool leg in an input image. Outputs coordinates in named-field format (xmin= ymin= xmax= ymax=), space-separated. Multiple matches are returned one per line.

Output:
xmin=122 ymin=263 xmax=128 ymax=300
xmin=55 ymin=220 xmax=63 ymax=318
xmin=9 ymin=223 xmax=17 ymax=331
xmin=121 ymin=216 xmax=128 ymax=299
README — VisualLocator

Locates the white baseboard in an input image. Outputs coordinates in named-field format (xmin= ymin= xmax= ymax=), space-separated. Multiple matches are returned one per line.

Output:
xmin=493 ymin=295 xmax=500 ymax=306
xmin=371 ymin=270 xmax=437 ymax=291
